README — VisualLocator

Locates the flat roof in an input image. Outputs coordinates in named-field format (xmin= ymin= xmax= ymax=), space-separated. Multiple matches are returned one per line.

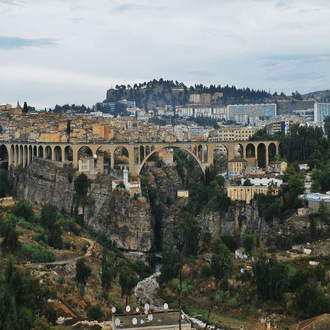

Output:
xmin=112 ymin=311 xmax=191 ymax=329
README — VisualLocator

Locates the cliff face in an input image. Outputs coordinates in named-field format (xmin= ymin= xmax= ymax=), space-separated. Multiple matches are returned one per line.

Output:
xmin=11 ymin=159 xmax=154 ymax=252
xmin=10 ymin=159 xmax=304 ymax=254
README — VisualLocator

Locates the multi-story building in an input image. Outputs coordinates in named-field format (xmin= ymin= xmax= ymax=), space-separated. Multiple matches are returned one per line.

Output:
xmin=314 ymin=102 xmax=330 ymax=123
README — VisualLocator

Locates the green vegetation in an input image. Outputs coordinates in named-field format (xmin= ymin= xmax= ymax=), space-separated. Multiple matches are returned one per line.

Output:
xmin=87 ymin=304 xmax=104 ymax=320
xmin=22 ymin=244 xmax=56 ymax=262
xmin=10 ymin=200 xmax=34 ymax=221
xmin=0 ymin=214 xmax=21 ymax=253
xmin=0 ymin=257 xmax=50 ymax=329
xmin=0 ymin=169 xmax=10 ymax=197
xmin=75 ymin=258 xmax=92 ymax=285
xmin=41 ymin=204 xmax=58 ymax=229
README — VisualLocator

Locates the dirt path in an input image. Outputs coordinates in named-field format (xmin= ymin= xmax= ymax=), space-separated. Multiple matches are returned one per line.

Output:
xmin=24 ymin=237 xmax=94 ymax=268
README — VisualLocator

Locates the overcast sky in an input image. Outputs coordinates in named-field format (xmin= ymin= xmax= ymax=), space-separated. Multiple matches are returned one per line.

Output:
xmin=1 ymin=0 xmax=330 ymax=109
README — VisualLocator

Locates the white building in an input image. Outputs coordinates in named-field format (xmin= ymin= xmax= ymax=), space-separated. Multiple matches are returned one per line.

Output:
xmin=314 ymin=102 xmax=330 ymax=123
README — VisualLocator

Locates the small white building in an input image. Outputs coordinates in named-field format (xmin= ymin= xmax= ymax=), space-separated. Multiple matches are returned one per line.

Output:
xmin=112 ymin=167 xmax=141 ymax=197
xmin=241 ymin=174 xmax=283 ymax=187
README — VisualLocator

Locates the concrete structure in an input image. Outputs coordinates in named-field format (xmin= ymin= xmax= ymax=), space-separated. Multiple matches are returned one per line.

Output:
xmin=240 ymin=174 xmax=283 ymax=187
xmin=299 ymin=192 xmax=330 ymax=213
xmin=0 ymin=139 xmax=280 ymax=175
xmin=228 ymin=158 xmax=247 ymax=178
xmin=314 ymin=102 xmax=330 ymax=123
xmin=112 ymin=311 xmax=192 ymax=330
xmin=177 ymin=190 xmax=189 ymax=198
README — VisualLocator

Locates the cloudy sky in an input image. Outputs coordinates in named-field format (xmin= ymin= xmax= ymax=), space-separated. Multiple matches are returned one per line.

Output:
xmin=1 ymin=0 xmax=330 ymax=109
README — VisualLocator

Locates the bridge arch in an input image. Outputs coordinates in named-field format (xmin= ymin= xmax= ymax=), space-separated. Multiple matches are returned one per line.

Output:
xmin=137 ymin=144 xmax=205 ymax=175
xmin=0 ymin=144 xmax=9 ymax=170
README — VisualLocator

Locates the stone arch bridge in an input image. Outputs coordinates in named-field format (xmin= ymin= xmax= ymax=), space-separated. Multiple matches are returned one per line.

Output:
xmin=0 ymin=140 xmax=280 ymax=174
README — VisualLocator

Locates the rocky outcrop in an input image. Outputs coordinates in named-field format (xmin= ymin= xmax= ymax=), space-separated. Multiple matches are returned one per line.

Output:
xmin=146 ymin=166 xmax=184 ymax=204
xmin=11 ymin=159 xmax=154 ymax=252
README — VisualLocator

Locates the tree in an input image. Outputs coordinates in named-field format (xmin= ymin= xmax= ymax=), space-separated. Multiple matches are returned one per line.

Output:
xmin=0 ymin=169 xmax=10 ymax=198
xmin=182 ymin=213 xmax=201 ymax=257
xmin=87 ymin=304 xmax=104 ymax=320
xmin=159 ymin=242 xmax=181 ymax=283
xmin=211 ymin=238 xmax=232 ymax=287
xmin=101 ymin=251 xmax=117 ymax=295
xmin=48 ymin=223 xmax=63 ymax=249
xmin=75 ymin=259 xmax=92 ymax=285
xmin=0 ymin=257 xmax=50 ymax=330
xmin=23 ymin=101 xmax=28 ymax=113
xmin=41 ymin=204 xmax=58 ymax=229
xmin=10 ymin=200 xmax=34 ymax=221
xmin=0 ymin=214 xmax=21 ymax=252
xmin=119 ymin=266 xmax=137 ymax=304
xmin=30 ymin=314 xmax=53 ymax=330
xmin=296 ymin=283 xmax=330 ymax=318
xmin=319 ymin=200 xmax=328 ymax=223
xmin=253 ymin=252 xmax=288 ymax=301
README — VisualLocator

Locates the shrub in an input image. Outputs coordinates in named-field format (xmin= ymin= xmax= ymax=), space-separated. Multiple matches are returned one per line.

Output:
xmin=296 ymin=283 xmax=330 ymax=317
xmin=33 ymin=233 xmax=48 ymax=244
xmin=35 ymin=225 xmax=45 ymax=233
xmin=10 ymin=200 xmax=34 ymax=221
xmin=17 ymin=229 xmax=24 ymax=236
xmin=17 ymin=218 xmax=34 ymax=230
xmin=22 ymin=243 xmax=56 ymax=262
xmin=87 ymin=304 xmax=104 ymax=320
xmin=64 ymin=241 xmax=71 ymax=250
xmin=201 ymin=265 xmax=213 ymax=277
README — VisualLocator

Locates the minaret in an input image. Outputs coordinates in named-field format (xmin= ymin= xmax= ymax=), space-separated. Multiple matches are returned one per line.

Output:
xmin=123 ymin=166 xmax=129 ymax=189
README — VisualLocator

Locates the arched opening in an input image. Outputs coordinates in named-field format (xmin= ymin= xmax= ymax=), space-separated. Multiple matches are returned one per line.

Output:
xmin=114 ymin=146 xmax=129 ymax=170
xmin=233 ymin=143 xmax=243 ymax=159
xmin=28 ymin=146 xmax=33 ymax=164
xmin=268 ymin=143 xmax=277 ymax=163
xmin=134 ymin=146 xmax=139 ymax=163
xmin=15 ymin=145 xmax=19 ymax=165
xmin=23 ymin=145 xmax=28 ymax=167
xmin=64 ymin=146 xmax=73 ymax=162
xmin=96 ymin=147 xmax=111 ymax=174
xmin=10 ymin=145 xmax=14 ymax=167
xmin=145 ymin=145 xmax=150 ymax=156
xmin=257 ymin=143 xmax=266 ymax=168
xmin=54 ymin=146 xmax=62 ymax=162
xmin=38 ymin=146 xmax=44 ymax=158
xmin=78 ymin=146 xmax=93 ymax=159
xmin=203 ymin=144 xmax=208 ymax=162
xmin=0 ymin=145 xmax=9 ymax=170
xmin=246 ymin=143 xmax=256 ymax=158
xmin=45 ymin=146 xmax=52 ymax=160
xmin=19 ymin=145 xmax=23 ymax=165
xmin=140 ymin=146 xmax=145 ymax=162
xmin=198 ymin=144 xmax=203 ymax=161
xmin=140 ymin=146 xmax=202 ymax=177
xmin=213 ymin=144 xmax=227 ymax=173
xmin=33 ymin=146 xmax=37 ymax=157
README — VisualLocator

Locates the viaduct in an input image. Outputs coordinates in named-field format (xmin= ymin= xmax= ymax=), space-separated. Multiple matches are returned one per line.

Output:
xmin=0 ymin=140 xmax=280 ymax=174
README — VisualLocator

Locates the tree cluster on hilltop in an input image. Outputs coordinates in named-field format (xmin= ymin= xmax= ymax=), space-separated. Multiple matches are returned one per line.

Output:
xmin=105 ymin=78 xmax=271 ymax=109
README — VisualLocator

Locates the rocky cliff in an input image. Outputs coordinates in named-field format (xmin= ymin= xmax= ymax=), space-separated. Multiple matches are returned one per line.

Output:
xmin=11 ymin=159 xmax=154 ymax=252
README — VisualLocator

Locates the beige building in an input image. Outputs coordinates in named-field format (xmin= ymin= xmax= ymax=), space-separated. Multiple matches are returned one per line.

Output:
xmin=227 ymin=185 xmax=280 ymax=204
xmin=208 ymin=126 xmax=258 ymax=154
xmin=269 ymin=161 xmax=287 ymax=174
xmin=79 ymin=156 xmax=104 ymax=178
xmin=228 ymin=158 xmax=247 ymax=177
